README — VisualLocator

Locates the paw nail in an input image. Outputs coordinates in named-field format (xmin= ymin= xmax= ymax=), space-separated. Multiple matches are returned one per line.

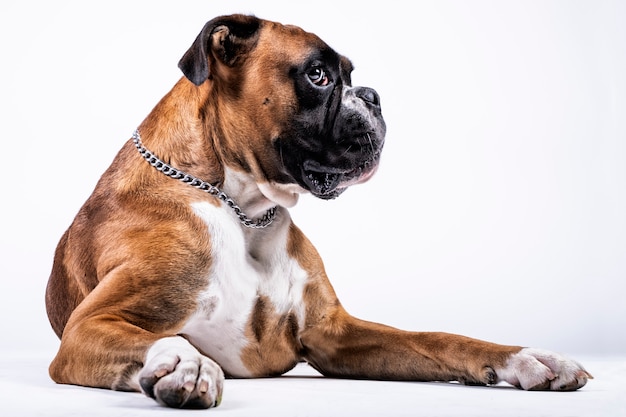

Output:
xmin=199 ymin=381 xmax=209 ymax=393
xmin=183 ymin=381 xmax=195 ymax=392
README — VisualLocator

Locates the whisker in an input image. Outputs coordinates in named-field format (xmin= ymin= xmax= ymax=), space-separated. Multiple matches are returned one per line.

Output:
xmin=340 ymin=145 xmax=353 ymax=158
xmin=366 ymin=133 xmax=374 ymax=153
xmin=279 ymin=143 xmax=285 ymax=167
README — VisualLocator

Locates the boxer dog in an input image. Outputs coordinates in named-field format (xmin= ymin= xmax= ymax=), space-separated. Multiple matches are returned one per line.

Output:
xmin=46 ymin=14 xmax=591 ymax=409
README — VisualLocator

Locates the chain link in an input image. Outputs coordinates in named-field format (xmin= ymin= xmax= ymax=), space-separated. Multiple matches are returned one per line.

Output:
xmin=132 ymin=129 xmax=276 ymax=229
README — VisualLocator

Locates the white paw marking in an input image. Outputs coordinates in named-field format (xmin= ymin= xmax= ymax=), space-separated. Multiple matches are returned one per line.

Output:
xmin=497 ymin=348 xmax=592 ymax=391
xmin=138 ymin=337 xmax=224 ymax=408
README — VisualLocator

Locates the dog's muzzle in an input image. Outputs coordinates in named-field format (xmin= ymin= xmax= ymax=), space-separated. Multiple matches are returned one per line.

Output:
xmin=300 ymin=86 xmax=385 ymax=199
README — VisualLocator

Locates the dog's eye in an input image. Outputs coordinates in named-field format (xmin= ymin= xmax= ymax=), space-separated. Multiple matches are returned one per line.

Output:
xmin=307 ymin=67 xmax=329 ymax=87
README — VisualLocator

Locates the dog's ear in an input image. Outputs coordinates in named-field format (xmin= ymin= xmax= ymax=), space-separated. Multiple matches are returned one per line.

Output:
xmin=178 ymin=14 xmax=261 ymax=86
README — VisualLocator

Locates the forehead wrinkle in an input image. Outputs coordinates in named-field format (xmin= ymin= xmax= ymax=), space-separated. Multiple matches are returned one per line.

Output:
xmin=255 ymin=20 xmax=329 ymax=65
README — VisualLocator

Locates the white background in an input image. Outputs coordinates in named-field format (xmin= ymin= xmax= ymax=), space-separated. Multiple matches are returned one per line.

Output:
xmin=1 ymin=0 xmax=624 ymax=360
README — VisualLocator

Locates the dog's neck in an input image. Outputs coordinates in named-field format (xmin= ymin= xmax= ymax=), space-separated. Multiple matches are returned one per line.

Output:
xmin=132 ymin=129 xmax=277 ymax=229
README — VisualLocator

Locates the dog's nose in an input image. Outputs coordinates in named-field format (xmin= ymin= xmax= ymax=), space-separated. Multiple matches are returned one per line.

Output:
xmin=355 ymin=87 xmax=380 ymax=107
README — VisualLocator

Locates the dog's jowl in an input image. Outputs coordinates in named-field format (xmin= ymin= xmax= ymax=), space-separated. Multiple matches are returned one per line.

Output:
xmin=45 ymin=14 xmax=591 ymax=409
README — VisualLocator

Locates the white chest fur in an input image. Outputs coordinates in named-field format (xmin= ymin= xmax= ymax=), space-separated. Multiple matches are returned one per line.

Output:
xmin=179 ymin=201 xmax=308 ymax=377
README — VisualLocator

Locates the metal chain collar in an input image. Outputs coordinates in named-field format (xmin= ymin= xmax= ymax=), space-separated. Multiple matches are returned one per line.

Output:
xmin=132 ymin=129 xmax=277 ymax=229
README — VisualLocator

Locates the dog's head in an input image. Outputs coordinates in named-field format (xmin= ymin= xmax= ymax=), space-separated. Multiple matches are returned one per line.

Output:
xmin=179 ymin=14 xmax=386 ymax=200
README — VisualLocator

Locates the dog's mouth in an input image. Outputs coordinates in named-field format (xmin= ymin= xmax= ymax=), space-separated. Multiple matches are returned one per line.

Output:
xmin=302 ymin=155 xmax=380 ymax=200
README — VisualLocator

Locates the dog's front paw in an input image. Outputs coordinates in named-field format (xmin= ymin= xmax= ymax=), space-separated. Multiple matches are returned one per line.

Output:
xmin=496 ymin=347 xmax=592 ymax=391
xmin=139 ymin=337 xmax=224 ymax=408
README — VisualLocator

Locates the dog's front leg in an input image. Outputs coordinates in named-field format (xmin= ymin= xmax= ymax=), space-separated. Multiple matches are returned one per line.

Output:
xmin=49 ymin=315 xmax=224 ymax=409
xmin=300 ymin=309 xmax=591 ymax=390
